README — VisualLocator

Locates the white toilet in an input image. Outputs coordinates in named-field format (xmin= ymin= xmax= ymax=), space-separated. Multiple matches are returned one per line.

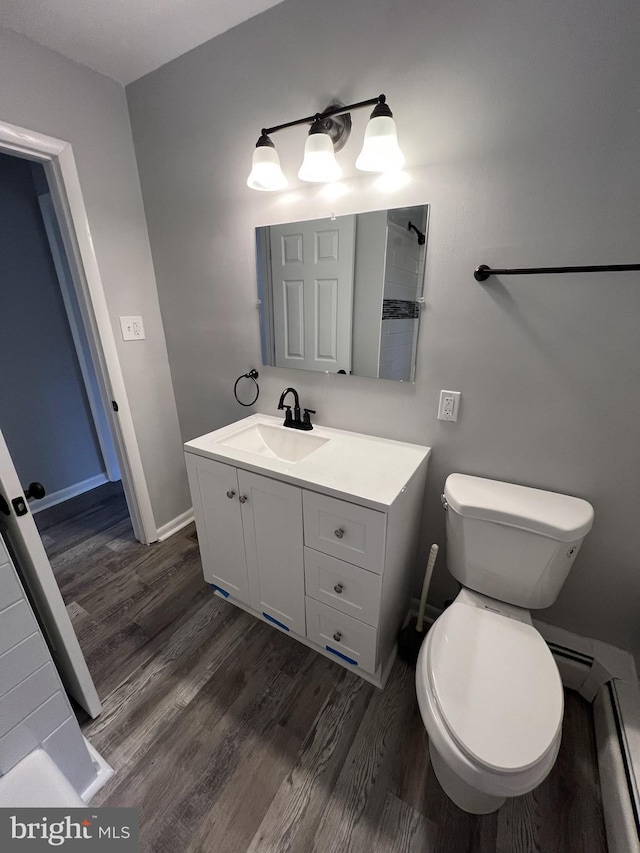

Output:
xmin=416 ymin=473 xmax=594 ymax=814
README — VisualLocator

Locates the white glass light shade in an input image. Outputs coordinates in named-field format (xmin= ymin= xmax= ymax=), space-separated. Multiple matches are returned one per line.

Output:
xmin=247 ymin=145 xmax=288 ymax=191
xmin=298 ymin=132 xmax=342 ymax=183
xmin=355 ymin=115 xmax=405 ymax=172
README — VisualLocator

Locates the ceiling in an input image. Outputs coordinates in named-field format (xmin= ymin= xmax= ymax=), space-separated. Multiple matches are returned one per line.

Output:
xmin=0 ymin=0 xmax=287 ymax=85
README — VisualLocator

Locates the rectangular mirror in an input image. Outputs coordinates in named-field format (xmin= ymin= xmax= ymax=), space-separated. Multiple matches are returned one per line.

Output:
xmin=256 ymin=204 xmax=429 ymax=382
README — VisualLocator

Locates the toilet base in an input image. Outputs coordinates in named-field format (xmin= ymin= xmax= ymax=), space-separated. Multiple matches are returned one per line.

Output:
xmin=429 ymin=741 xmax=506 ymax=815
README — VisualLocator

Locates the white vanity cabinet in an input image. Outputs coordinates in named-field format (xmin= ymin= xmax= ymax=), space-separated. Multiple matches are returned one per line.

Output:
xmin=185 ymin=414 xmax=430 ymax=688
xmin=185 ymin=456 xmax=306 ymax=635
xmin=240 ymin=469 xmax=305 ymax=635
xmin=300 ymin=488 xmax=424 ymax=679
xmin=186 ymin=457 xmax=250 ymax=602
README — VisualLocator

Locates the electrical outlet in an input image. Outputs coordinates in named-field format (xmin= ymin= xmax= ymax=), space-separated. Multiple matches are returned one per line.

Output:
xmin=438 ymin=390 xmax=461 ymax=421
xmin=120 ymin=316 xmax=145 ymax=341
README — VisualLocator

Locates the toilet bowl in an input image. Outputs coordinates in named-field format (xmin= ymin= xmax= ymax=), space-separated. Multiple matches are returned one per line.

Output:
xmin=415 ymin=473 xmax=594 ymax=814
xmin=416 ymin=589 xmax=563 ymax=813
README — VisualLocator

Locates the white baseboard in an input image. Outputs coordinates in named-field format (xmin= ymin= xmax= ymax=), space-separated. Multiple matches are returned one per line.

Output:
xmin=156 ymin=508 xmax=195 ymax=542
xmin=31 ymin=472 xmax=109 ymax=514
xmin=414 ymin=597 xmax=640 ymax=851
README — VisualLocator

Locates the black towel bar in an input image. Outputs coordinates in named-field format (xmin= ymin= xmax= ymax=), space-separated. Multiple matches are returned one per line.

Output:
xmin=474 ymin=263 xmax=640 ymax=282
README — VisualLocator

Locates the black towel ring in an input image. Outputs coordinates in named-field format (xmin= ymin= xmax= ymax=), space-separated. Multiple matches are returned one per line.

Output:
xmin=233 ymin=369 xmax=260 ymax=407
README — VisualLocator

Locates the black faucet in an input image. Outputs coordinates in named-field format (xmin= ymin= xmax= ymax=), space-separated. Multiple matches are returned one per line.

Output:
xmin=277 ymin=387 xmax=315 ymax=430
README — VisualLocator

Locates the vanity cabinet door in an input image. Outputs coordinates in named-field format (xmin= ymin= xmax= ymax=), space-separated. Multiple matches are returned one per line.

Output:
xmin=185 ymin=454 xmax=250 ymax=603
xmin=238 ymin=470 xmax=305 ymax=636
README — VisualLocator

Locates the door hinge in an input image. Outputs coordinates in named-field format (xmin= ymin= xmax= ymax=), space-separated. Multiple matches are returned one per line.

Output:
xmin=111 ymin=400 xmax=119 ymax=412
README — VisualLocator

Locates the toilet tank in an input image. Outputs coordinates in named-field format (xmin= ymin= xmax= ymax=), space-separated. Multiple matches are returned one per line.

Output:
xmin=444 ymin=474 xmax=594 ymax=609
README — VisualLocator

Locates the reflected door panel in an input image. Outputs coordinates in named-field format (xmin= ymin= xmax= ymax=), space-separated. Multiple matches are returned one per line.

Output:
xmin=257 ymin=205 xmax=429 ymax=382
xmin=270 ymin=216 xmax=355 ymax=373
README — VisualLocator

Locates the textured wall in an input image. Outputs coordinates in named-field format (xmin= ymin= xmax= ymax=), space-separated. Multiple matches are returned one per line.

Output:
xmin=127 ymin=0 xmax=640 ymax=659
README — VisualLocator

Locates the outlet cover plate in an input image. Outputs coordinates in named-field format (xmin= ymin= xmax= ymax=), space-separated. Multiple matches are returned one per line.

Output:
xmin=438 ymin=390 xmax=461 ymax=421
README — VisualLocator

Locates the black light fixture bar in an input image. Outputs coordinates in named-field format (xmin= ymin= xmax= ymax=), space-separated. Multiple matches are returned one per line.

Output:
xmin=262 ymin=95 xmax=386 ymax=136
xmin=474 ymin=263 xmax=640 ymax=282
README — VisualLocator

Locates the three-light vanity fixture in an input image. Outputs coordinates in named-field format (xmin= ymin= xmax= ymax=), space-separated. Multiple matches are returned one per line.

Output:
xmin=247 ymin=94 xmax=405 ymax=191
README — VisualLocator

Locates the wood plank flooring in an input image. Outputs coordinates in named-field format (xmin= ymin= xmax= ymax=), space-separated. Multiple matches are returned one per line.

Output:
xmin=36 ymin=483 xmax=608 ymax=853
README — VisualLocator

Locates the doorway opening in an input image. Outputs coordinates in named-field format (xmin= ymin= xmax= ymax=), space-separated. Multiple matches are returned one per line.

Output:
xmin=0 ymin=149 xmax=136 ymax=583
xmin=0 ymin=118 xmax=156 ymax=545
xmin=0 ymin=153 xmax=123 ymax=516
xmin=0 ymin=119 xmax=157 ymax=717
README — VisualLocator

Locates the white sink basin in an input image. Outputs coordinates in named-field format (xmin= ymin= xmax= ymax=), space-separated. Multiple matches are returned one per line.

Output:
xmin=219 ymin=422 xmax=329 ymax=463
xmin=186 ymin=414 xmax=432 ymax=509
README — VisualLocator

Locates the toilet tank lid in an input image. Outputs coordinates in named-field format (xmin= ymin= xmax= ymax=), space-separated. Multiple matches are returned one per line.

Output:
xmin=444 ymin=474 xmax=594 ymax=542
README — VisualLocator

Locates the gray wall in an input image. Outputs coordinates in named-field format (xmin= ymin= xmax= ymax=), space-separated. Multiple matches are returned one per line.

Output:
xmin=0 ymin=26 xmax=190 ymax=530
xmin=126 ymin=0 xmax=640 ymax=660
xmin=0 ymin=154 xmax=105 ymax=495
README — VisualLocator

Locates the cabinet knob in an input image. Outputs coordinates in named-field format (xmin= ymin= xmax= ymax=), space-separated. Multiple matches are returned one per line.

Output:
xmin=226 ymin=490 xmax=236 ymax=499
xmin=333 ymin=631 xmax=342 ymax=642
xmin=334 ymin=528 xmax=344 ymax=539
xmin=239 ymin=495 xmax=248 ymax=504
xmin=333 ymin=583 xmax=344 ymax=594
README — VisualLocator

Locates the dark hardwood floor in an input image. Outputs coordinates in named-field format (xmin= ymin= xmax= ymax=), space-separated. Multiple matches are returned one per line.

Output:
xmin=36 ymin=483 xmax=608 ymax=853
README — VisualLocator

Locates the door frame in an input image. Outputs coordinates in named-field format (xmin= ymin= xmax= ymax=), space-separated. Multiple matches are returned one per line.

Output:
xmin=0 ymin=119 xmax=157 ymax=543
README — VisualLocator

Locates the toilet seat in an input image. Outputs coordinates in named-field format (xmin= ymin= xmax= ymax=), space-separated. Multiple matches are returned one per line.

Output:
xmin=426 ymin=599 xmax=563 ymax=774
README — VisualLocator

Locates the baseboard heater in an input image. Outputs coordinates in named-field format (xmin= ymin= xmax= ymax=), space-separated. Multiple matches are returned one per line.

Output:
xmin=594 ymin=679 xmax=640 ymax=853
xmin=532 ymin=639 xmax=639 ymax=853
xmin=546 ymin=640 xmax=593 ymax=666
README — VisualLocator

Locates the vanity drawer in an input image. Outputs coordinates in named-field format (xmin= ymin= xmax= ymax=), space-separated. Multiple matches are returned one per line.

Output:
xmin=304 ymin=548 xmax=381 ymax=627
xmin=305 ymin=597 xmax=378 ymax=674
xmin=302 ymin=492 xmax=386 ymax=574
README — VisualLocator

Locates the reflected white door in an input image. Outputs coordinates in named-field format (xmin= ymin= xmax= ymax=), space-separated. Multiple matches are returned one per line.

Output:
xmin=270 ymin=216 xmax=355 ymax=373
xmin=0 ymin=429 xmax=101 ymax=717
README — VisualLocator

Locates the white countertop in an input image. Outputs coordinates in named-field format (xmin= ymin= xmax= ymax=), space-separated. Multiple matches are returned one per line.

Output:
xmin=184 ymin=414 xmax=431 ymax=510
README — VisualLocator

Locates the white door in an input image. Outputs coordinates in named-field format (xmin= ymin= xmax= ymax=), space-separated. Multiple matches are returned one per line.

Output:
xmin=184 ymin=454 xmax=250 ymax=604
xmin=0 ymin=430 xmax=101 ymax=717
xmin=239 ymin=470 xmax=305 ymax=636
xmin=270 ymin=216 xmax=355 ymax=373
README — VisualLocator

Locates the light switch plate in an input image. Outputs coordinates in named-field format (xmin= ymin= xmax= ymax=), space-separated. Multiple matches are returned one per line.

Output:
xmin=119 ymin=316 xmax=145 ymax=341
